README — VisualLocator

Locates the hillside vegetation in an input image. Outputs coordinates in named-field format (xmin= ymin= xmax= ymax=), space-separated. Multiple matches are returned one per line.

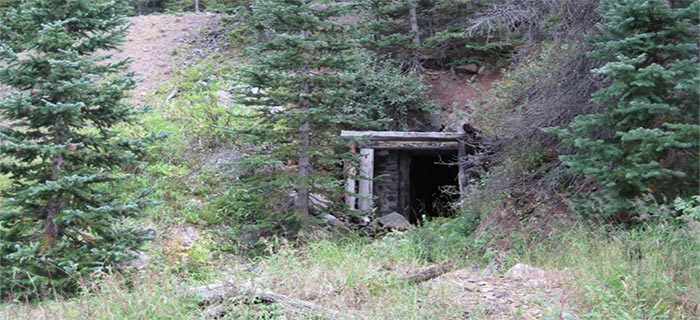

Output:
xmin=1 ymin=0 xmax=699 ymax=319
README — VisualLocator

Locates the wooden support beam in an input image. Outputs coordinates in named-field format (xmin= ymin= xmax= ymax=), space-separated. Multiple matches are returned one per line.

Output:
xmin=345 ymin=167 xmax=356 ymax=210
xmin=345 ymin=144 xmax=357 ymax=210
xmin=341 ymin=130 xmax=466 ymax=142
xmin=357 ymin=148 xmax=374 ymax=212
xmin=362 ymin=140 xmax=459 ymax=150
xmin=458 ymin=139 xmax=469 ymax=211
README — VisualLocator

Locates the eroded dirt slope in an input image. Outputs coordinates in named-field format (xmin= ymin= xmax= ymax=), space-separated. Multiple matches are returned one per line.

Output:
xmin=115 ymin=13 xmax=227 ymax=99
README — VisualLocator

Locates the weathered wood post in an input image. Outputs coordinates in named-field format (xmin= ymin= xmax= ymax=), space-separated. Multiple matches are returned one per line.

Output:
xmin=357 ymin=148 xmax=374 ymax=212
xmin=457 ymin=138 xmax=469 ymax=211
xmin=345 ymin=144 xmax=357 ymax=210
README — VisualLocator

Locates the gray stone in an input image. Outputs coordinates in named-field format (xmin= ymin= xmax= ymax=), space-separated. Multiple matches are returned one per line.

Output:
xmin=464 ymin=283 xmax=478 ymax=292
xmin=126 ymin=250 xmax=150 ymax=271
xmin=320 ymin=214 xmax=345 ymax=227
xmin=524 ymin=278 xmax=547 ymax=288
xmin=206 ymin=150 xmax=245 ymax=175
xmin=560 ymin=309 xmax=580 ymax=320
xmin=506 ymin=263 xmax=545 ymax=281
xmin=480 ymin=286 xmax=493 ymax=293
xmin=377 ymin=212 xmax=411 ymax=230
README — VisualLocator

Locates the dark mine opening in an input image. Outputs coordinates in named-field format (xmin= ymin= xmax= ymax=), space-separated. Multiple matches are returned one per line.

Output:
xmin=408 ymin=151 xmax=459 ymax=224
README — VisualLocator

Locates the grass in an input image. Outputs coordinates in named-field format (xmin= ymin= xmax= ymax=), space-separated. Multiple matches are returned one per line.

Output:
xmin=530 ymin=223 xmax=700 ymax=319
xmin=3 ymin=217 xmax=698 ymax=319
xmin=248 ymin=237 xmax=464 ymax=318
xmin=2 ymin=271 xmax=205 ymax=320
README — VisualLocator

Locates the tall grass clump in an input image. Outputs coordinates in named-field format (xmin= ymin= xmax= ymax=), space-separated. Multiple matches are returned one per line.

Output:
xmin=232 ymin=236 xmax=464 ymax=318
xmin=1 ymin=270 xmax=204 ymax=320
xmin=526 ymin=215 xmax=700 ymax=319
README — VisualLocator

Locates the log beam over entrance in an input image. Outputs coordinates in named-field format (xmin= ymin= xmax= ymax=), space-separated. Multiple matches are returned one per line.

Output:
xmin=341 ymin=131 xmax=466 ymax=142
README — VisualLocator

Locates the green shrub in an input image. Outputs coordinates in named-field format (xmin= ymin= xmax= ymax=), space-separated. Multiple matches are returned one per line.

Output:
xmin=546 ymin=0 xmax=700 ymax=220
xmin=0 ymin=0 xmax=153 ymax=299
xmin=352 ymin=59 xmax=439 ymax=130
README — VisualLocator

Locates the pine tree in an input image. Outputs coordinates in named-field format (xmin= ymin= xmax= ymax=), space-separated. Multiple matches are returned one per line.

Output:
xmin=0 ymin=0 xmax=151 ymax=299
xmin=234 ymin=0 xmax=364 ymax=227
xmin=547 ymin=0 xmax=700 ymax=219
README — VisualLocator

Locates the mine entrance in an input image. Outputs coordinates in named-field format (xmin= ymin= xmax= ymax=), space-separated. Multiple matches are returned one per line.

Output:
xmin=341 ymin=131 xmax=473 ymax=224
xmin=408 ymin=151 xmax=459 ymax=224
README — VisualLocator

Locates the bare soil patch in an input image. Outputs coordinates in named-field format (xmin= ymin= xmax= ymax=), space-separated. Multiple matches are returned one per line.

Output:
xmin=425 ymin=67 xmax=503 ymax=130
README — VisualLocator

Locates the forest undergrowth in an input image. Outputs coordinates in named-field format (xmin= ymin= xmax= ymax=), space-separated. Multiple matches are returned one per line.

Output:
xmin=2 ymin=1 xmax=699 ymax=319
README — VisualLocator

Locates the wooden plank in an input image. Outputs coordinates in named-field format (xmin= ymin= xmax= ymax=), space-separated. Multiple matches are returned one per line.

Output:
xmin=357 ymin=148 xmax=374 ymax=212
xmin=341 ymin=130 xmax=466 ymax=142
xmin=362 ymin=140 xmax=459 ymax=150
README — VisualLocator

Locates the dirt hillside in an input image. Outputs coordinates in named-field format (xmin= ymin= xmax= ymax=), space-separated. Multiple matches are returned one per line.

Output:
xmin=115 ymin=13 xmax=227 ymax=99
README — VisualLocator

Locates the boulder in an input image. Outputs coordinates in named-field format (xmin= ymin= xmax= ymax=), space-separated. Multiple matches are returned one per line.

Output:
xmin=377 ymin=212 xmax=411 ymax=231
xmin=454 ymin=63 xmax=479 ymax=74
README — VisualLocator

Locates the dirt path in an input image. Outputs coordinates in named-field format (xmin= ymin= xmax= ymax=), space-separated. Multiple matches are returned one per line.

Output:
xmin=423 ymin=263 xmax=577 ymax=319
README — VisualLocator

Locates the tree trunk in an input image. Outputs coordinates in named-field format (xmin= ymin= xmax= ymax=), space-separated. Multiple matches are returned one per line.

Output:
xmin=296 ymin=29 xmax=312 ymax=224
xmin=194 ymin=0 xmax=200 ymax=13
xmin=297 ymin=108 xmax=311 ymax=222
xmin=45 ymin=116 xmax=66 ymax=248
xmin=409 ymin=1 xmax=422 ymax=72
xmin=409 ymin=2 xmax=420 ymax=47
xmin=44 ymin=200 xmax=59 ymax=247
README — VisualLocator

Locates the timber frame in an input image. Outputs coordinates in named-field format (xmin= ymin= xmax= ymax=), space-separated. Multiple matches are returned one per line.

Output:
xmin=341 ymin=130 xmax=472 ymax=215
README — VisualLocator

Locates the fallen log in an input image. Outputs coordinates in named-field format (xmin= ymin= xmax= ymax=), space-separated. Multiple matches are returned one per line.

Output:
xmin=190 ymin=260 xmax=453 ymax=318
xmin=400 ymin=260 xmax=454 ymax=284
xmin=190 ymin=280 xmax=357 ymax=319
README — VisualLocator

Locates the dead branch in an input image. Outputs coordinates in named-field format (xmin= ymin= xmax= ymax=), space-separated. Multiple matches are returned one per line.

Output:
xmin=160 ymin=82 xmax=180 ymax=108
xmin=400 ymin=260 xmax=455 ymax=284
xmin=190 ymin=280 xmax=358 ymax=319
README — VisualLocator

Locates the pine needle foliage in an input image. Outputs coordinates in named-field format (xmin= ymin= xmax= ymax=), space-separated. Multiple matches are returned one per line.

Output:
xmin=232 ymin=0 xmax=365 ymax=227
xmin=0 ymin=0 xmax=152 ymax=300
xmin=546 ymin=0 xmax=700 ymax=220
